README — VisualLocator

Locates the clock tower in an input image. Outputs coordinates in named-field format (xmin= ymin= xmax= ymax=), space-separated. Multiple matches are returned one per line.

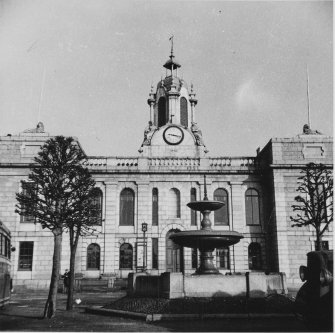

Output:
xmin=139 ymin=43 xmax=208 ymax=158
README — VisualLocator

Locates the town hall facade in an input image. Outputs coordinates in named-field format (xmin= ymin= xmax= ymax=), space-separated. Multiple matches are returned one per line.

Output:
xmin=0 ymin=49 xmax=333 ymax=290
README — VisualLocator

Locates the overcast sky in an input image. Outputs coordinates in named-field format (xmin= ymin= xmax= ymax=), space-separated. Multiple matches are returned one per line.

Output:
xmin=0 ymin=0 xmax=332 ymax=157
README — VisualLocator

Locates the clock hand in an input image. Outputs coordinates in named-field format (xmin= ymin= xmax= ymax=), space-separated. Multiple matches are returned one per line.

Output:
xmin=168 ymin=133 xmax=181 ymax=138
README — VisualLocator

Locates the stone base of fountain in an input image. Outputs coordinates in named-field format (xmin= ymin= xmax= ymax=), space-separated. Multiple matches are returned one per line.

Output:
xmin=127 ymin=271 xmax=288 ymax=299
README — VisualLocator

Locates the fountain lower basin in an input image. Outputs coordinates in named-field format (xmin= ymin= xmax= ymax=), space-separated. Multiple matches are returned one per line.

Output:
xmin=170 ymin=230 xmax=243 ymax=249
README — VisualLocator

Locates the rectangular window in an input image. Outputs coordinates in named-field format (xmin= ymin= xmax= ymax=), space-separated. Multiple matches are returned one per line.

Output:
xmin=152 ymin=189 xmax=158 ymax=226
xmin=152 ymin=238 xmax=158 ymax=269
xmin=216 ymin=247 xmax=230 ymax=269
xmin=191 ymin=248 xmax=198 ymax=269
xmin=20 ymin=182 xmax=35 ymax=223
xmin=190 ymin=188 xmax=197 ymax=226
xmin=18 ymin=242 xmax=34 ymax=270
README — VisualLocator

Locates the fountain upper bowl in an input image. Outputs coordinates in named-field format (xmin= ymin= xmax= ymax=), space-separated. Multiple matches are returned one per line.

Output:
xmin=187 ymin=200 xmax=224 ymax=212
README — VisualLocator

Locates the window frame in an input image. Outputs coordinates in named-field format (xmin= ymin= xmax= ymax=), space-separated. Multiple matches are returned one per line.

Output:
xmin=18 ymin=241 xmax=34 ymax=271
xmin=248 ymin=242 xmax=262 ymax=270
xmin=152 ymin=188 xmax=159 ymax=226
xmin=214 ymin=188 xmax=229 ymax=226
xmin=245 ymin=188 xmax=261 ymax=226
xmin=152 ymin=238 xmax=158 ymax=269
xmin=89 ymin=188 xmax=103 ymax=226
xmin=87 ymin=243 xmax=101 ymax=270
xmin=119 ymin=188 xmax=135 ymax=226
xmin=180 ymin=96 xmax=188 ymax=127
xmin=216 ymin=247 xmax=230 ymax=269
xmin=190 ymin=188 xmax=197 ymax=226
xmin=20 ymin=181 xmax=36 ymax=223
xmin=119 ymin=243 xmax=133 ymax=270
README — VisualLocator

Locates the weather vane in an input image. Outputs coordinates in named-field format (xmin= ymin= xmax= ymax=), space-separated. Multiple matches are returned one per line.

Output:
xmin=169 ymin=34 xmax=174 ymax=56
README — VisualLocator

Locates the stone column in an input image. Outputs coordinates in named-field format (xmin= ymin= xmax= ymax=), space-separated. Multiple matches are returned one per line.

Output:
xmin=229 ymin=181 xmax=245 ymax=272
xmin=103 ymin=181 xmax=118 ymax=274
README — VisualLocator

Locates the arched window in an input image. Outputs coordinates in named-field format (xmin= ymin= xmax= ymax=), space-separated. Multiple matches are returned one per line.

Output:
xmin=216 ymin=247 xmax=230 ymax=269
xmin=158 ymin=97 xmax=167 ymax=127
xmin=190 ymin=188 xmax=197 ymax=226
xmin=152 ymin=188 xmax=158 ymax=226
xmin=120 ymin=188 xmax=135 ymax=226
xmin=120 ymin=243 xmax=133 ymax=269
xmin=180 ymin=97 xmax=188 ymax=127
xmin=248 ymin=242 xmax=262 ymax=270
xmin=89 ymin=188 xmax=103 ymax=225
xmin=245 ymin=188 xmax=260 ymax=225
xmin=87 ymin=244 xmax=100 ymax=270
xmin=214 ymin=189 xmax=229 ymax=225
xmin=169 ymin=188 xmax=181 ymax=218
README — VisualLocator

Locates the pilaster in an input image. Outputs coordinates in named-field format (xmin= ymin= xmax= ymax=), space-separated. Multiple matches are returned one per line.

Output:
xmin=229 ymin=181 xmax=246 ymax=272
xmin=103 ymin=181 xmax=118 ymax=273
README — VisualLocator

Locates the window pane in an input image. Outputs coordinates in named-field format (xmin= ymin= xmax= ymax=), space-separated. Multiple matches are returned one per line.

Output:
xmin=216 ymin=247 xmax=230 ymax=269
xmin=180 ymin=97 xmax=188 ymax=127
xmin=120 ymin=243 xmax=133 ymax=269
xmin=214 ymin=189 xmax=229 ymax=225
xmin=87 ymin=244 xmax=100 ymax=270
xmin=248 ymin=243 xmax=262 ymax=270
xmin=120 ymin=189 xmax=135 ymax=226
xmin=152 ymin=238 xmax=158 ymax=269
xmin=89 ymin=188 xmax=102 ymax=225
xmin=152 ymin=188 xmax=158 ymax=226
xmin=190 ymin=188 xmax=197 ymax=226
xmin=191 ymin=248 xmax=198 ymax=268
xmin=21 ymin=182 xmax=35 ymax=223
xmin=245 ymin=189 xmax=260 ymax=225
xmin=19 ymin=242 xmax=34 ymax=270
xmin=158 ymin=97 xmax=167 ymax=127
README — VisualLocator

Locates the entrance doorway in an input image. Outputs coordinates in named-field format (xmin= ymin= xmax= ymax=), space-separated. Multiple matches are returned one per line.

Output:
xmin=166 ymin=230 xmax=184 ymax=273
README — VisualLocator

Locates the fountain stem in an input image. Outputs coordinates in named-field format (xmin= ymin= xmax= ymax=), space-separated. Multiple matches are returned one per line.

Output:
xmin=203 ymin=175 xmax=208 ymax=201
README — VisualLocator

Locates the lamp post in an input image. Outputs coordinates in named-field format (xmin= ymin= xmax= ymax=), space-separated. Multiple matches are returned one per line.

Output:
xmin=141 ymin=222 xmax=148 ymax=271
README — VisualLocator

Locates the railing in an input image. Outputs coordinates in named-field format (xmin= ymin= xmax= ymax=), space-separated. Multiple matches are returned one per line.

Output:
xmin=149 ymin=158 xmax=200 ymax=168
xmin=85 ymin=156 xmax=257 ymax=171
xmin=209 ymin=157 xmax=256 ymax=168
xmin=85 ymin=157 xmax=138 ymax=169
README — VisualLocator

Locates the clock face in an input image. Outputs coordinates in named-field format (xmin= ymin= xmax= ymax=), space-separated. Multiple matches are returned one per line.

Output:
xmin=163 ymin=126 xmax=184 ymax=145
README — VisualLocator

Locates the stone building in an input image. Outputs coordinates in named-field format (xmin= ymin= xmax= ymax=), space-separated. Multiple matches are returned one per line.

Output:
xmin=0 ymin=50 xmax=332 ymax=290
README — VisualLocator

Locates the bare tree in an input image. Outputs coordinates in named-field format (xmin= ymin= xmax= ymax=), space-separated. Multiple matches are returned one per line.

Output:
xmin=16 ymin=136 xmax=97 ymax=318
xmin=290 ymin=163 xmax=333 ymax=251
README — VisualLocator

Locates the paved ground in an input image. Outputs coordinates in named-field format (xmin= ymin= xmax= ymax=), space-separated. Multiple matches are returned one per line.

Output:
xmin=0 ymin=290 xmax=326 ymax=332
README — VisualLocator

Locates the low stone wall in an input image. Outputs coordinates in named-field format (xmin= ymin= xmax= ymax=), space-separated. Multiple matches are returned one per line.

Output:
xmin=128 ymin=272 xmax=287 ymax=299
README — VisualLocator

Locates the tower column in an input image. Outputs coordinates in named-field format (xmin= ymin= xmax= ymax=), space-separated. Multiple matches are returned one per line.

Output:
xmin=147 ymin=85 xmax=155 ymax=123
xmin=167 ymin=90 xmax=180 ymax=124
xmin=189 ymin=84 xmax=198 ymax=124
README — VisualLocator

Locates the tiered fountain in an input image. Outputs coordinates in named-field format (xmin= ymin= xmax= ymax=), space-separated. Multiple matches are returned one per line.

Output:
xmin=170 ymin=175 xmax=243 ymax=275
xmin=128 ymin=176 xmax=287 ymax=299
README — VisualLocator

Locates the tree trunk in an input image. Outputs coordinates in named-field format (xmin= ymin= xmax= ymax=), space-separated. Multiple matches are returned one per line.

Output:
xmin=315 ymin=226 xmax=322 ymax=251
xmin=43 ymin=230 xmax=62 ymax=318
xmin=66 ymin=242 xmax=78 ymax=310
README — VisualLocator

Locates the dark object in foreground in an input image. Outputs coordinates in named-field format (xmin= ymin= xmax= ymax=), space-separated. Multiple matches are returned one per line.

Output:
xmin=105 ymin=295 xmax=294 ymax=315
xmin=295 ymin=250 xmax=333 ymax=331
